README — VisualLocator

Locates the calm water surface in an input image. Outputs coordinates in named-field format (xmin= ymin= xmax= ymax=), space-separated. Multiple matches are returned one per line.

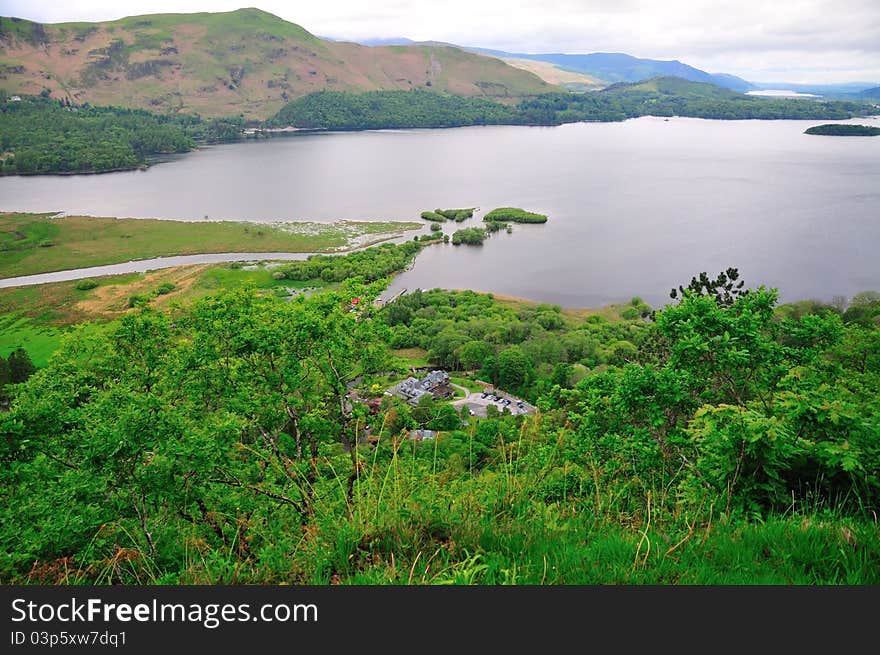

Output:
xmin=1 ymin=116 xmax=878 ymax=306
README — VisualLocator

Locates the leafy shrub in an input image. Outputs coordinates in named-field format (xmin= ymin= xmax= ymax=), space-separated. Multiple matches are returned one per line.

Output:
xmin=451 ymin=227 xmax=487 ymax=246
xmin=75 ymin=279 xmax=99 ymax=291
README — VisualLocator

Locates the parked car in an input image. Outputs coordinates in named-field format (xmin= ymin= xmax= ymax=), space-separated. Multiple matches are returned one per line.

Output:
xmin=517 ymin=402 xmax=525 ymax=408
xmin=480 ymin=393 xmax=488 ymax=399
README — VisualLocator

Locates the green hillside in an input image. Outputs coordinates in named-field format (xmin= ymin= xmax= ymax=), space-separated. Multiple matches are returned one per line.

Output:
xmin=1 ymin=258 xmax=878 ymax=584
xmin=601 ymin=75 xmax=742 ymax=98
xmin=591 ymin=76 xmax=867 ymax=119
xmin=271 ymin=77 xmax=869 ymax=129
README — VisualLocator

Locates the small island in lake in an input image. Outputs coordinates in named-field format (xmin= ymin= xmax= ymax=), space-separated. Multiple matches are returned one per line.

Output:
xmin=805 ymin=124 xmax=880 ymax=136
xmin=484 ymin=207 xmax=549 ymax=223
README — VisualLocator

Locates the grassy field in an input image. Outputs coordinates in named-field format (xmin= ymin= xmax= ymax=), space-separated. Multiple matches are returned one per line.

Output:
xmin=491 ymin=293 xmax=642 ymax=324
xmin=392 ymin=347 xmax=431 ymax=368
xmin=0 ymin=314 xmax=67 ymax=367
xmin=0 ymin=212 xmax=421 ymax=278
xmin=450 ymin=376 xmax=485 ymax=392
xmin=0 ymin=261 xmax=330 ymax=366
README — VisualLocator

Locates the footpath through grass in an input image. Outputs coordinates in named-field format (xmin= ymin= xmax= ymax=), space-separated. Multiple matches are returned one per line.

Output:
xmin=0 ymin=212 xmax=421 ymax=278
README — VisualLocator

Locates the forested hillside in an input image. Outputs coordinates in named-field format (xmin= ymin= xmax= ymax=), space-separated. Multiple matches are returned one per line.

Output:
xmin=273 ymin=78 xmax=869 ymax=129
xmin=0 ymin=94 xmax=242 ymax=174
xmin=2 ymin=259 xmax=878 ymax=584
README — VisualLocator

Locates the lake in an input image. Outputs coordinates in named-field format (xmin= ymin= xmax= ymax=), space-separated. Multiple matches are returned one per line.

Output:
xmin=1 ymin=116 xmax=878 ymax=307
xmin=746 ymin=90 xmax=820 ymax=98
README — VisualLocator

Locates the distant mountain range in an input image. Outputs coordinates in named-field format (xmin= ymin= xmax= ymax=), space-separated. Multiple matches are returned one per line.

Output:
xmin=355 ymin=38 xmax=755 ymax=92
xmin=750 ymin=81 xmax=880 ymax=98
xmin=469 ymin=49 xmax=756 ymax=92
xmin=355 ymin=38 xmax=880 ymax=96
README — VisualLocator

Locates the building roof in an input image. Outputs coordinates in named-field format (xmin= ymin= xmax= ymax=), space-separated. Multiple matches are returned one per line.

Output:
xmin=389 ymin=370 xmax=450 ymax=404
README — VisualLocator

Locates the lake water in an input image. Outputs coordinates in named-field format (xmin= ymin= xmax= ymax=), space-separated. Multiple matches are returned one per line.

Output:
xmin=2 ymin=116 xmax=878 ymax=307
xmin=746 ymin=90 xmax=820 ymax=98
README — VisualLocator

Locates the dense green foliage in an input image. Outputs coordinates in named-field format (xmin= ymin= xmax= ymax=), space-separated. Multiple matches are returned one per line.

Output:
xmin=270 ymin=79 xmax=870 ymax=130
xmin=558 ymin=289 xmax=879 ymax=515
xmin=420 ymin=211 xmax=445 ymax=222
xmin=1 ymin=275 xmax=878 ymax=584
xmin=271 ymin=89 xmax=519 ymax=130
xmin=805 ymin=124 xmax=880 ymax=136
xmin=484 ymin=220 xmax=510 ymax=233
xmin=382 ymin=289 xmax=645 ymax=399
xmin=435 ymin=208 xmax=474 ymax=222
xmin=669 ymin=267 xmax=748 ymax=306
xmin=840 ymin=292 xmax=880 ymax=327
xmin=273 ymin=241 xmax=426 ymax=284
xmin=0 ymin=94 xmax=244 ymax=174
xmin=484 ymin=207 xmax=548 ymax=223
xmin=451 ymin=227 xmax=488 ymax=246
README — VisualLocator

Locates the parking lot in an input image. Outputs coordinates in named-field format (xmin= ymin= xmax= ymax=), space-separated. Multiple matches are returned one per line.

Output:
xmin=451 ymin=389 xmax=535 ymax=419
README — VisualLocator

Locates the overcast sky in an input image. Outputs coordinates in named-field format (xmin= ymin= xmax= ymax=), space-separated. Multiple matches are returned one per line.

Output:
xmin=2 ymin=1 xmax=878 ymax=83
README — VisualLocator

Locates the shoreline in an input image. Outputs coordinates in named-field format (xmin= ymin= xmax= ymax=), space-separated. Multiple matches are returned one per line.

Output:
xmin=3 ymin=114 xmax=878 ymax=179
xmin=0 ymin=229 xmax=419 ymax=290
xmin=0 ymin=213 xmax=423 ymax=288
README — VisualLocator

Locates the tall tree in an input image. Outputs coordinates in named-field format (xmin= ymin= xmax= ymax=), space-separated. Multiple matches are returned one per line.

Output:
xmin=6 ymin=347 xmax=36 ymax=383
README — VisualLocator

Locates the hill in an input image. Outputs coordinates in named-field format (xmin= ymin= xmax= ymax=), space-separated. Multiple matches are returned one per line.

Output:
xmin=858 ymin=86 xmax=880 ymax=99
xmin=590 ymin=76 xmax=865 ymax=120
xmin=497 ymin=57 xmax=605 ymax=92
xmin=0 ymin=9 xmax=555 ymax=119
xmin=600 ymin=75 xmax=741 ymax=98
